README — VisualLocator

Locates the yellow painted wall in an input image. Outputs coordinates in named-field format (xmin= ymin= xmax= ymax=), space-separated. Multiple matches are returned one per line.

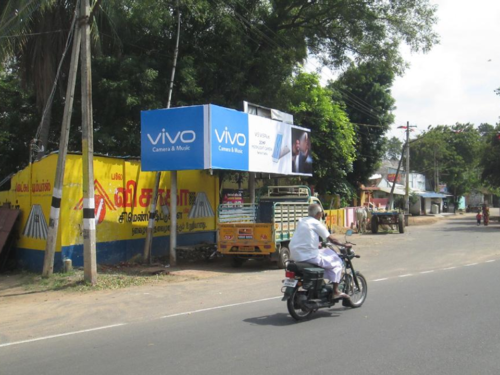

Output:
xmin=0 ymin=153 xmax=219 ymax=254
xmin=325 ymin=209 xmax=345 ymax=228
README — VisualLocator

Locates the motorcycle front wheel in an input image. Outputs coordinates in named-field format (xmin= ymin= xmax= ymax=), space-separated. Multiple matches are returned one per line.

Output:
xmin=287 ymin=288 xmax=314 ymax=321
xmin=343 ymin=272 xmax=367 ymax=308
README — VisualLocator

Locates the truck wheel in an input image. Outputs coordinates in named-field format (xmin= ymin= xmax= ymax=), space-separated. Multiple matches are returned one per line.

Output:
xmin=371 ymin=217 xmax=378 ymax=234
xmin=398 ymin=214 xmax=405 ymax=233
xmin=278 ymin=246 xmax=290 ymax=269
xmin=231 ymin=256 xmax=245 ymax=268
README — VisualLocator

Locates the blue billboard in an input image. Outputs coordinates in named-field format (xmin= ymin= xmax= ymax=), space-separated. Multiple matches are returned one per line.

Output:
xmin=141 ymin=106 xmax=207 ymax=171
xmin=140 ymin=104 xmax=311 ymax=176
xmin=210 ymin=105 xmax=249 ymax=171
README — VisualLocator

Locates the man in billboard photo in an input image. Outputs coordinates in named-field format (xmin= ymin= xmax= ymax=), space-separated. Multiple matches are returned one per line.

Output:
xmin=292 ymin=131 xmax=312 ymax=174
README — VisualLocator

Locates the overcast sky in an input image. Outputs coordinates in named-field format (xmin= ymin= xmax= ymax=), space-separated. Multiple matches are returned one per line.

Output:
xmin=389 ymin=0 xmax=500 ymax=140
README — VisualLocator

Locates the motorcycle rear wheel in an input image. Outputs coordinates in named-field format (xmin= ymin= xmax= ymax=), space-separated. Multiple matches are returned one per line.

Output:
xmin=343 ymin=272 xmax=367 ymax=308
xmin=287 ymin=288 xmax=314 ymax=321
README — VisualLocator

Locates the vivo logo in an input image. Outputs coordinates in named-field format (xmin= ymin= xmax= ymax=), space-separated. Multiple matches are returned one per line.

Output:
xmin=147 ymin=129 xmax=196 ymax=145
xmin=215 ymin=127 xmax=246 ymax=146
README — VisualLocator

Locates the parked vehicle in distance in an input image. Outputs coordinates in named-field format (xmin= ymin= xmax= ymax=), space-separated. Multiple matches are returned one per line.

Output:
xmin=370 ymin=211 xmax=405 ymax=234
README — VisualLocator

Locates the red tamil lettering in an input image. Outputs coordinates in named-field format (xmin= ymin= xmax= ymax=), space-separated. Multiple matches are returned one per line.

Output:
xmin=139 ymin=188 xmax=153 ymax=207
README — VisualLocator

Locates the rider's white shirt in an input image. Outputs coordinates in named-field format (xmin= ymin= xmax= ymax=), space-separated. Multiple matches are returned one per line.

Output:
xmin=289 ymin=216 xmax=330 ymax=262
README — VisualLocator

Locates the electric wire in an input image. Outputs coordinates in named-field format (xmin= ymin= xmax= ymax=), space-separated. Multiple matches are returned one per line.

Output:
xmin=213 ymin=0 xmax=389 ymax=124
xmin=0 ymin=29 xmax=67 ymax=39
xmin=33 ymin=0 xmax=80 ymax=143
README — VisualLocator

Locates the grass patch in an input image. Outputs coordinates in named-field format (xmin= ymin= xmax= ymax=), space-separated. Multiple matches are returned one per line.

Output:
xmin=20 ymin=269 xmax=174 ymax=293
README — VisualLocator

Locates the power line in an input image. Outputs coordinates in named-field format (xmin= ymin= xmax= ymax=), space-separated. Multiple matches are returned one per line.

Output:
xmin=214 ymin=0 xmax=389 ymax=123
xmin=31 ymin=0 xmax=80 ymax=157
xmin=0 ymin=29 xmax=66 ymax=39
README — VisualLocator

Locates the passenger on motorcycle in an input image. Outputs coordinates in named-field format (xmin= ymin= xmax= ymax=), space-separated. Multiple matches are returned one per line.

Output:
xmin=289 ymin=203 xmax=349 ymax=299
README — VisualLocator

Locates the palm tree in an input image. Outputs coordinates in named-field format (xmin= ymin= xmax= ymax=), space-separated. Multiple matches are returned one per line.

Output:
xmin=0 ymin=1 xmax=77 ymax=160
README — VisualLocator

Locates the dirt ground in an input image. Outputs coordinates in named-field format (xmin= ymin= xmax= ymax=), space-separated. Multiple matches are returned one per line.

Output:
xmin=0 ymin=213 xmax=470 ymax=300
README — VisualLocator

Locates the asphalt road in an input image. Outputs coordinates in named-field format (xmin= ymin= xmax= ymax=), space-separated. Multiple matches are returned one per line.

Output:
xmin=1 ymin=216 xmax=500 ymax=375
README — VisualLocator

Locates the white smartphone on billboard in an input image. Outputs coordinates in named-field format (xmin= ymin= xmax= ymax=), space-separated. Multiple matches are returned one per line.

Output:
xmin=272 ymin=133 xmax=284 ymax=163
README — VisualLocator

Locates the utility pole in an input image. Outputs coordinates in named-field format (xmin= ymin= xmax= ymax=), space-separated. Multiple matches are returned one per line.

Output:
xmin=388 ymin=143 xmax=406 ymax=210
xmin=397 ymin=122 xmax=416 ymax=214
xmin=81 ymin=0 xmax=97 ymax=285
xmin=42 ymin=11 xmax=81 ymax=277
xmin=405 ymin=121 xmax=410 ymax=214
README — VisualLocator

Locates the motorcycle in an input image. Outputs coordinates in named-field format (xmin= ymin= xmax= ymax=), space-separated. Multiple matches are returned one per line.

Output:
xmin=281 ymin=230 xmax=368 ymax=321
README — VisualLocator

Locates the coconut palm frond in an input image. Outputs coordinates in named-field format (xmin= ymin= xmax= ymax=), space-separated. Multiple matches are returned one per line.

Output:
xmin=91 ymin=0 xmax=123 ymax=57
xmin=0 ymin=0 xmax=57 ymax=61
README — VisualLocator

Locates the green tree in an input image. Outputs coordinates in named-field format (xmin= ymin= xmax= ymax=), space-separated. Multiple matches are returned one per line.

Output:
xmin=0 ymin=64 xmax=38 ymax=180
xmin=478 ymin=123 xmax=495 ymax=137
xmin=1 ymin=0 xmax=439 ymax=180
xmin=481 ymin=124 xmax=500 ymax=188
xmin=279 ymin=72 xmax=356 ymax=194
xmin=330 ymin=61 xmax=396 ymax=187
xmin=0 ymin=0 xmax=76 ymax=158
xmin=411 ymin=124 xmax=482 ymax=203
xmin=382 ymin=136 xmax=404 ymax=160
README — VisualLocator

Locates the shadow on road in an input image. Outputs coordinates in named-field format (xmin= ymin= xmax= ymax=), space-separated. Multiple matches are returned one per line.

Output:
xmin=433 ymin=225 xmax=499 ymax=233
xmin=243 ymin=310 xmax=344 ymax=326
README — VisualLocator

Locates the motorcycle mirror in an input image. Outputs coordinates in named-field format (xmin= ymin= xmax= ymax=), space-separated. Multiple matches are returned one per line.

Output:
xmin=345 ymin=229 xmax=353 ymax=236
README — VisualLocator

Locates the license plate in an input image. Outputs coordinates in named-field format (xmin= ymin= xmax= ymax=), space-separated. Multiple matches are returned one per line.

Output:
xmin=239 ymin=246 xmax=255 ymax=252
xmin=283 ymin=278 xmax=298 ymax=287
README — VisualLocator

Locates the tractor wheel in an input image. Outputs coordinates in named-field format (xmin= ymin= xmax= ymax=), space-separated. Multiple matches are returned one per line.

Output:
xmin=398 ymin=214 xmax=405 ymax=233
xmin=371 ymin=217 xmax=379 ymax=234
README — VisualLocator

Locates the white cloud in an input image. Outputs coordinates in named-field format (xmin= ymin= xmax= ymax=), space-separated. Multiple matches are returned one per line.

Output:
xmin=390 ymin=0 xmax=500 ymax=140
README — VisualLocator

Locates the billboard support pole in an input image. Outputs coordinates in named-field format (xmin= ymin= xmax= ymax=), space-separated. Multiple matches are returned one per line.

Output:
xmin=249 ymin=173 xmax=255 ymax=204
xmin=170 ymin=171 xmax=178 ymax=266
xmin=143 ymin=0 xmax=181 ymax=264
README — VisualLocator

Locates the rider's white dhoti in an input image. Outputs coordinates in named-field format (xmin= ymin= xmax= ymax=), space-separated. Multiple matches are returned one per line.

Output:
xmin=304 ymin=248 xmax=343 ymax=283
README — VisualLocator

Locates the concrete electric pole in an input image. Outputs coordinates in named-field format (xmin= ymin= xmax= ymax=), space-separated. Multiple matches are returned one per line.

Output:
xmin=43 ymin=9 xmax=81 ymax=277
xmin=405 ymin=121 xmax=410 ymax=214
xmin=81 ymin=0 xmax=97 ymax=285
xmin=397 ymin=122 xmax=416 ymax=215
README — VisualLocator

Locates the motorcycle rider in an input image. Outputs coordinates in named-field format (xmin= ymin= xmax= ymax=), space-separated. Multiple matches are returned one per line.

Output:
xmin=289 ymin=203 xmax=349 ymax=299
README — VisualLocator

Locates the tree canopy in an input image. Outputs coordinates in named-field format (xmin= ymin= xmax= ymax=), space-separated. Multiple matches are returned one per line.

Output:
xmin=382 ymin=136 xmax=404 ymax=161
xmin=410 ymin=124 xmax=482 ymax=201
xmin=0 ymin=0 xmax=439 ymax=191
xmin=330 ymin=61 xmax=396 ymax=188
xmin=279 ymin=72 xmax=356 ymax=194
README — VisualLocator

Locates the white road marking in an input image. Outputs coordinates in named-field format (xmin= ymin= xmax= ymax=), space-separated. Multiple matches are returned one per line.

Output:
xmin=420 ymin=270 xmax=434 ymax=274
xmin=399 ymin=274 xmax=413 ymax=278
xmin=373 ymin=278 xmax=389 ymax=282
xmin=161 ymin=296 xmax=282 ymax=319
xmin=0 ymin=323 xmax=126 ymax=349
xmin=465 ymin=263 xmax=478 ymax=266
xmin=486 ymin=260 xmax=495 ymax=263
xmin=443 ymin=267 xmax=456 ymax=270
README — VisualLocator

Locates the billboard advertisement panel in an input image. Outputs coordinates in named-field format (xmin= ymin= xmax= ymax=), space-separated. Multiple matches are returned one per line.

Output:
xmin=141 ymin=104 xmax=312 ymax=176
xmin=248 ymin=115 xmax=292 ymax=174
xmin=210 ymin=105 xmax=249 ymax=170
xmin=141 ymin=105 xmax=208 ymax=171
xmin=290 ymin=125 xmax=312 ymax=175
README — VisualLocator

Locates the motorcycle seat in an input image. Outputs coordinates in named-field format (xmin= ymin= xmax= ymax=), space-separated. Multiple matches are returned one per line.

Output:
xmin=286 ymin=261 xmax=322 ymax=276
